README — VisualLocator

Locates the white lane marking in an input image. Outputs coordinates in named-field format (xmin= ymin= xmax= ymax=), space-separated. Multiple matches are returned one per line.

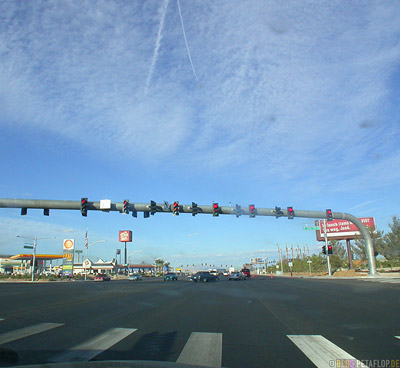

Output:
xmin=0 ymin=322 xmax=64 ymax=344
xmin=49 ymin=327 xmax=137 ymax=362
xmin=287 ymin=335 xmax=367 ymax=368
xmin=0 ymin=319 xmax=4 ymax=321
xmin=395 ymin=336 xmax=400 ymax=340
xmin=177 ymin=332 xmax=222 ymax=367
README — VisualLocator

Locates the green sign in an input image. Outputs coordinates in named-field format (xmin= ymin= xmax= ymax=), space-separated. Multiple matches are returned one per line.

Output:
xmin=304 ymin=226 xmax=320 ymax=231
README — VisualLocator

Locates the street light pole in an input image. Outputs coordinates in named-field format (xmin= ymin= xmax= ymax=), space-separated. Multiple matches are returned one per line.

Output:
xmin=17 ymin=235 xmax=56 ymax=282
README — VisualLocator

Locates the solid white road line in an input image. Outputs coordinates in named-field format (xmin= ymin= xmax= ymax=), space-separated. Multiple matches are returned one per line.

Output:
xmin=0 ymin=318 xmax=4 ymax=321
xmin=177 ymin=332 xmax=222 ymax=368
xmin=0 ymin=322 xmax=64 ymax=345
xmin=287 ymin=335 xmax=368 ymax=368
xmin=395 ymin=336 xmax=400 ymax=340
xmin=49 ymin=327 xmax=137 ymax=362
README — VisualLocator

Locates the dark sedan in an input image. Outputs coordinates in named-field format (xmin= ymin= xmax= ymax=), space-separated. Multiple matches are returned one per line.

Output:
xmin=190 ymin=271 xmax=218 ymax=283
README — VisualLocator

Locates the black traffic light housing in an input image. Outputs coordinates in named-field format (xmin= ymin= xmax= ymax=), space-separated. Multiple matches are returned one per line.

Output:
xmin=326 ymin=209 xmax=333 ymax=221
xmin=192 ymin=202 xmax=198 ymax=216
xmin=287 ymin=207 xmax=294 ymax=219
xmin=235 ymin=204 xmax=242 ymax=218
xmin=123 ymin=200 xmax=129 ymax=214
xmin=144 ymin=211 xmax=150 ymax=218
xmin=173 ymin=201 xmax=179 ymax=216
xmin=322 ymin=246 xmax=327 ymax=255
xmin=328 ymin=245 xmax=333 ymax=255
xmin=213 ymin=203 xmax=220 ymax=217
xmin=249 ymin=204 xmax=255 ymax=218
xmin=21 ymin=208 xmax=27 ymax=216
xmin=274 ymin=206 xmax=283 ymax=219
xmin=81 ymin=198 xmax=88 ymax=217
xmin=43 ymin=209 xmax=49 ymax=216
xmin=150 ymin=201 xmax=157 ymax=215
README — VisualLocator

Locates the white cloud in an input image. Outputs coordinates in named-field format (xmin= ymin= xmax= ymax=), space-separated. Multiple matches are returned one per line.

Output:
xmin=0 ymin=0 xmax=399 ymax=181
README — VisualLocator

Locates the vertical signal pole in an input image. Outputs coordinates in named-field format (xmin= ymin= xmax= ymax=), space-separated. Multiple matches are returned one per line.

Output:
xmin=277 ymin=244 xmax=283 ymax=274
xmin=323 ymin=220 xmax=332 ymax=276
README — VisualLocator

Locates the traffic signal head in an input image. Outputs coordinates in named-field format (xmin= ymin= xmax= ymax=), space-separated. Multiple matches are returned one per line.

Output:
xmin=322 ymin=246 xmax=327 ymax=255
xmin=249 ymin=204 xmax=255 ymax=218
xmin=21 ymin=208 xmax=27 ymax=216
xmin=144 ymin=211 xmax=150 ymax=218
xmin=326 ymin=209 xmax=333 ymax=221
xmin=123 ymin=200 xmax=129 ymax=214
xmin=328 ymin=245 xmax=333 ymax=255
xmin=173 ymin=201 xmax=179 ymax=216
xmin=43 ymin=209 xmax=50 ymax=216
xmin=192 ymin=202 xmax=198 ymax=216
xmin=235 ymin=204 xmax=241 ymax=218
xmin=150 ymin=201 xmax=157 ymax=215
xmin=213 ymin=203 xmax=219 ymax=217
xmin=275 ymin=206 xmax=282 ymax=219
xmin=287 ymin=207 xmax=294 ymax=219
xmin=81 ymin=198 xmax=88 ymax=217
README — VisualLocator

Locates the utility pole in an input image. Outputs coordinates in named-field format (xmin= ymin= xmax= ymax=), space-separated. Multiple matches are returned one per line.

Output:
xmin=290 ymin=245 xmax=294 ymax=278
xmin=276 ymin=244 xmax=283 ymax=275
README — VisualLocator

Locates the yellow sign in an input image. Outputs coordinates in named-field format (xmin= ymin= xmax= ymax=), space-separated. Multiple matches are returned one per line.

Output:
xmin=63 ymin=253 xmax=73 ymax=261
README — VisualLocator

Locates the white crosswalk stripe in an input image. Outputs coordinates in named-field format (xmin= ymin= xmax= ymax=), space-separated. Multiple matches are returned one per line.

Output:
xmin=177 ymin=332 xmax=222 ymax=367
xmin=287 ymin=335 xmax=368 ymax=368
xmin=0 ymin=322 xmax=64 ymax=345
xmin=49 ymin=327 xmax=137 ymax=363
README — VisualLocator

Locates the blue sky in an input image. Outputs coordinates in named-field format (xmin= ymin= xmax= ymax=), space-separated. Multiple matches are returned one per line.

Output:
xmin=0 ymin=0 xmax=399 ymax=268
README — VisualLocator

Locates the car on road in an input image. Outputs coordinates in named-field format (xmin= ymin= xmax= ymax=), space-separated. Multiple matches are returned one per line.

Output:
xmin=229 ymin=272 xmax=246 ymax=281
xmin=223 ymin=271 xmax=230 ymax=276
xmin=241 ymin=268 xmax=251 ymax=278
xmin=191 ymin=271 xmax=219 ymax=283
xmin=164 ymin=273 xmax=178 ymax=281
xmin=94 ymin=274 xmax=111 ymax=282
xmin=128 ymin=273 xmax=142 ymax=281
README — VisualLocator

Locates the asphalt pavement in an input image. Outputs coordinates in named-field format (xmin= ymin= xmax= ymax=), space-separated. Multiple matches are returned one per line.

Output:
xmin=0 ymin=276 xmax=399 ymax=368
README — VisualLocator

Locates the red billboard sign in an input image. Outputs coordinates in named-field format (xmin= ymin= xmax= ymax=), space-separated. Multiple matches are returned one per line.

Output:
xmin=119 ymin=230 xmax=132 ymax=242
xmin=315 ymin=217 xmax=375 ymax=241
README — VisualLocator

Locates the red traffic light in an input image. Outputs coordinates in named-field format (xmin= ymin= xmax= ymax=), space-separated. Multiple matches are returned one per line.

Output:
xmin=250 ymin=205 xmax=255 ymax=210
xmin=213 ymin=203 xmax=218 ymax=209
xmin=81 ymin=199 xmax=86 ymax=203
xmin=174 ymin=202 xmax=178 ymax=207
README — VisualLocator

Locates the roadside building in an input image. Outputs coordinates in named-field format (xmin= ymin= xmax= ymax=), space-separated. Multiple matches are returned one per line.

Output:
xmin=9 ymin=254 xmax=63 ymax=274
xmin=0 ymin=255 xmax=21 ymax=274
xmin=73 ymin=258 xmax=117 ymax=275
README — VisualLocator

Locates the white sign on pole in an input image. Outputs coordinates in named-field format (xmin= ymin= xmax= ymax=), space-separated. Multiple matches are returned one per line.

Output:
xmin=100 ymin=199 xmax=111 ymax=210
xmin=288 ymin=262 xmax=293 ymax=267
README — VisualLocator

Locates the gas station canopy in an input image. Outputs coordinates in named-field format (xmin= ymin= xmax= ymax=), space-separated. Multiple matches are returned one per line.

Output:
xmin=10 ymin=254 xmax=63 ymax=261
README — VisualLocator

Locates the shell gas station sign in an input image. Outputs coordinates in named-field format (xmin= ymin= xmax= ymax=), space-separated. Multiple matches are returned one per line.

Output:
xmin=62 ymin=239 xmax=75 ymax=276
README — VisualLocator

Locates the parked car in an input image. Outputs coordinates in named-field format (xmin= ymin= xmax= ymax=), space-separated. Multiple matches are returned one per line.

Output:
xmin=241 ymin=268 xmax=251 ymax=278
xmin=164 ymin=273 xmax=178 ymax=281
xmin=191 ymin=271 xmax=218 ymax=283
xmin=129 ymin=273 xmax=142 ymax=281
xmin=229 ymin=272 xmax=246 ymax=281
xmin=223 ymin=271 xmax=230 ymax=276
xmin=94 ymin=274 xmax=111 ymax=282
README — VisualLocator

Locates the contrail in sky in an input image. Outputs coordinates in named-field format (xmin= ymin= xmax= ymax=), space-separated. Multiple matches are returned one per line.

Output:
xmin=177 ymin=0 xmax=198 ymax=81
xmin=144 ymin=0 xmax=170 ymax=96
